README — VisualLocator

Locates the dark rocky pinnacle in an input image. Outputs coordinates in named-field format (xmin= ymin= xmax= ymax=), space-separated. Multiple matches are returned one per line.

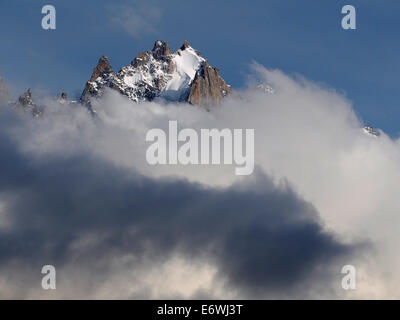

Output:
xmin=57 ymin=92 xmax=68 ymax=100
xmin=18 ymin=88 xmax=34 ymax=107
xmin=180 ymin=39 xmax=191 ymax=50
xmin=89 ymin=56 xmax=114 ymax=81
xmin=152 ymin=40 xmax=171 ymax=59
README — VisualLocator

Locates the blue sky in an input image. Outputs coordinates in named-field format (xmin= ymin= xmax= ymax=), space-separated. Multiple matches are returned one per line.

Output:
xmin=1 ymin=0 xmax=399 ymax=135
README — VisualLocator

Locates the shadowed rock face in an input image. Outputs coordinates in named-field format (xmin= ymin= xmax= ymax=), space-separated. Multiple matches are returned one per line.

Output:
xmin=79 ymin=40 xmax=232 ymax=108
xmin=0 ymin=74 xmax=10 ymax=103
xmin=80 ymin=56 xmax=115 ymax=105
xmin=18 ymin=88 xmax=34 ymax=107
xmin=16 ymin=88 xmax=42 ymax=117
xmin=89 ymin=56 xmax=114 ymax=82
xmin=187 ymin=60 xmax=232 ymax=107
xmin=180 ymin=39 xmax=191 ymax=50
xmin=0 ymin=75 xmax=42 ymax=116
xmin=152 ymin=40 xmax=171 ymax=60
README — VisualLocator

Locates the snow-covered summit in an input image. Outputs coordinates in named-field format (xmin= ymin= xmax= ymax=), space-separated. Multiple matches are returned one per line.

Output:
xmin=80 ymin=40 xmax=231 ymax=107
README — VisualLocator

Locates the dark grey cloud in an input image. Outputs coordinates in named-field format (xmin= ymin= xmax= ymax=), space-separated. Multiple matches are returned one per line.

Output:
xmin=0 ymin=104 xmax=364 ymax=298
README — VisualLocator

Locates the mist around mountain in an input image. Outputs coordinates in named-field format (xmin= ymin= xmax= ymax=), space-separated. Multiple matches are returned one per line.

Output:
xmin=0 ymin=40 xmax=380 ymax=137
xmin=0 ymin=43 xmax=396 ymax=299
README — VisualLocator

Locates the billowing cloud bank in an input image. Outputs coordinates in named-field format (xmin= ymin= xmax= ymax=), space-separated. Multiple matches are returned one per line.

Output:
xmin=0 ymin=64 xmax=398 ymax=298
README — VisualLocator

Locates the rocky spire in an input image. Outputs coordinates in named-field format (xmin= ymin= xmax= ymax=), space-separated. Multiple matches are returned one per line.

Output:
xmin=187 ymin=60 xmax=232 ymax=107
xmin=80 ymin=56 xmax=114 ymax=105
xmin=89 ymin=56 xmax=113 ymax=82
xmin=180 ymin=39 xmax=191 ymax=50
xmin=57 ymin=92 xmax=68 ymax=101
xmin=179 ymin=40 xmax=202 ymax=56
xmin=16 ymin=88 xmax=42 ymax=117
xmin=152 ymin=40 xmax=171 ymax=59
xmin=18 ymin=88 xmax=34 ymax=107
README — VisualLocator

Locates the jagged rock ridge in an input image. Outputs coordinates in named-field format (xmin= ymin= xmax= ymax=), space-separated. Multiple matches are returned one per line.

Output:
xmin=80 ymin=40 xmax=232 ymax=107
xmin=363 ymin=125 xmax=380 ymax=137
xmin=15 ymin=88 xmax=42 ymax=117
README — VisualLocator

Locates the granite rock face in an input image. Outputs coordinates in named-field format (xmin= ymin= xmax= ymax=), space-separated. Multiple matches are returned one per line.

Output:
xmin=80 ymin=56 xmax=115 ymax=106
xmin=80 ymin=40 xmax=231 ymax=108
xmin=152 ymin=40 xmax=171 ymax=59
xmin=187 ymin=60 xmax=231 ymax=107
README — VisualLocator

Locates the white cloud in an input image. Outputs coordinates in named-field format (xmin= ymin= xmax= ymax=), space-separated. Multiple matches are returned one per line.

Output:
xmin=2 ymin=63 xmax=400 ymax=298
xmin=108 ymin=4 xmax=162 ymax=38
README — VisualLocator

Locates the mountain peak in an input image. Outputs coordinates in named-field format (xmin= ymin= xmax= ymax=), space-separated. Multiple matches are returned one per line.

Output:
xmin=364 ymin=125 xmax=380 ymax=137
xmin=18 ymin=88 xmax=33 ymax=106
xmin=90 ymin=56 xmax=113 ymax=82
xmin=152 ymin=40 xmax=171 ymax=59
xmin=180 ymin=40 xmax=191 ymax=50
xmin=80 ymin=56 xmax=115 ymax=105
xmin=187 ymin=60 xmax=231 ymax=107
xmin=57 ymin=92 xmax=68 ymax=101
xmin=80 ymin=40 xmax=231 ymax=107
xmin=16 ymin=88 xmax=42 ymax=117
